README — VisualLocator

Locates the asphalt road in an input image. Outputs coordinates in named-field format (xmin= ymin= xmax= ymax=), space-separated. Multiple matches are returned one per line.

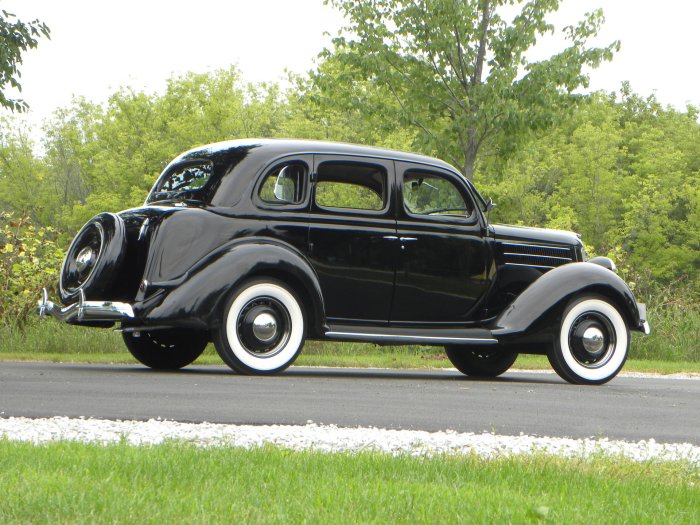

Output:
xmin=0 ymin=362 xmax=697 ymax=444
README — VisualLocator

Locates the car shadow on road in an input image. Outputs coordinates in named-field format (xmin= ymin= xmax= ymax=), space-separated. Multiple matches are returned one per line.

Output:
xmin=54 ymin=363 xmax=563 ymax=385
xmin=283 ymin=368 xmax=562 ymax=385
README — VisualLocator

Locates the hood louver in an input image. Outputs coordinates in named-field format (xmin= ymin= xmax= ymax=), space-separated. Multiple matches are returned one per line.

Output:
xmin=499 ymin=242 xmax=574 ymax=270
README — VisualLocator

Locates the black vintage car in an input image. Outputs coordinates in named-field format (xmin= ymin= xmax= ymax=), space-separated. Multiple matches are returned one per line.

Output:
xmin=38 ymin=139 xmax=649 ymax=384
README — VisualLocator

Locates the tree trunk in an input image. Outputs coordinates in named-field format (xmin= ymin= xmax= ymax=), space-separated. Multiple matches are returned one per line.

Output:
xmin=462 ymin=129 xmax=479 ymax=181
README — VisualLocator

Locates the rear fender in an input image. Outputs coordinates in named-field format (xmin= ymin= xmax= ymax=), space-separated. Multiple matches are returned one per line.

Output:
xmin=491 ymin=262 xmax=641 ymax=343
xmin=135 ymin=239 xmax=326 ymax=335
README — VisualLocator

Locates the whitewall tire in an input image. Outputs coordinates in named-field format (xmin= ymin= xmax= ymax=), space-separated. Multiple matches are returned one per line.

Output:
xmin=214 ymin=279 xmax=305 ymax=374
xmin=548 ymin=296 xmax=629 ymax=385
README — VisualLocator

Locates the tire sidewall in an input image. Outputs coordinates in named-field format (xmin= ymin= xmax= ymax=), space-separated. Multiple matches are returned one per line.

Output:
xmin=552 ymin=296 xmax=629 ymax=384
xmin=123 ymin=330 xmax=208 ymax=370
xmin=445 ymin=345 xmax=518 ymax=377
xmin=215 ymin=279 xmax=305 ymax=374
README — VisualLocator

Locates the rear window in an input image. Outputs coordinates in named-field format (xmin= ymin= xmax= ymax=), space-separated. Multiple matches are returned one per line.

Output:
xmin=149 ymin=162 xmax=213 ymax=203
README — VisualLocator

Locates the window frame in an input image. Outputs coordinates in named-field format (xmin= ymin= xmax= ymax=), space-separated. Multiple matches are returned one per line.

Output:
xmin=253 ymin=156 xmax=312 ymax=211
xmin=147 ymin=159 xmax=215 ymax=204
xmin=311 ymin=157 xmax=392 ymax=217
xmin=398 ymin=166 xmax=479 ymax=225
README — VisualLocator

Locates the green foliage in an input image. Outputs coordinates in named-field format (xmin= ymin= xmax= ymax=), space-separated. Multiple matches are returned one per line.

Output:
xmin=316 ymin=181 xmax=384 ymax=210
xmin=0 ymin=9 xmax=50 ymax=112
xmin=0 ymin=118 xmax=54 ymax=222
xmin=481 ymin=92 xmax=700 ymax=290
xmin=322 ymin=0 xmax=619 ymax=179
xmin=0 ymin=213 xmax=64 ymax=327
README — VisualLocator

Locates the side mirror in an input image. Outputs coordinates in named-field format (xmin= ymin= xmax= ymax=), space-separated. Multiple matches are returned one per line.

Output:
xmin=484 ymin=198 xmax=496 ymax=225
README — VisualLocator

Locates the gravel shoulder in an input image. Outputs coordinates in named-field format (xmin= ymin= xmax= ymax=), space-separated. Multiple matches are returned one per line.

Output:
xmin=2 ymin=416 xmax=698 ymax=465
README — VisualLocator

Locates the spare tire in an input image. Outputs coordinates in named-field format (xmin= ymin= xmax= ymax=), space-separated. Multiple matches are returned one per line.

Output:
xmin=59 ymin=212 xmax=126 ymax=304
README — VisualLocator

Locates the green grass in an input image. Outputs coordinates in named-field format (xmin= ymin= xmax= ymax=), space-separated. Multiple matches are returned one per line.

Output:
xmin=1 ymin=322 xmax=699 ymax=374
xmin=0 ymin=440 xmax=697 ymax=524
xmin=633 ymin=302 xmax=700 ymax=361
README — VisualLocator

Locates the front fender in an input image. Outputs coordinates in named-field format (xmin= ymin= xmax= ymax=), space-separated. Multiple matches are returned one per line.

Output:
xmin=491 ymin=262 xmax=642 ymax=341
xmin=134 ymin=238 xmax=326 ymax=335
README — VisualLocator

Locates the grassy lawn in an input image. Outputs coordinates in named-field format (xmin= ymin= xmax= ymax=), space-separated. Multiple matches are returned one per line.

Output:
xmin=0 ymin=322 xmax=698 ymax=374
xmin=0 ymin=440 xmax=697 ymax=524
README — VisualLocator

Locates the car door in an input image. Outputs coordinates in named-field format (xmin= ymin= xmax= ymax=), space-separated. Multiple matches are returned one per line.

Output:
xmin=308 ymin=155 xmax=398 ymax=323
xmin=391 ymin=161 xmax=492 ymax=324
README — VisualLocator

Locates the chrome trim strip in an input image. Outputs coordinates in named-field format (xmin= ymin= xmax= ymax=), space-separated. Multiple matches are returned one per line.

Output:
xmin=137 ymin=218 xmax=150 ymax=241
xmin=37 ymin=288 xmax=135 ymax=323
xmin=503 ymin=252 xmax=572 ymax=261
xmin=503 ymin=262 xmax=556 ymax=269
xmin=325 ymin=331 xmax=498 ymax=344
xmin=501 ymin=242 xmax=570 ymax=251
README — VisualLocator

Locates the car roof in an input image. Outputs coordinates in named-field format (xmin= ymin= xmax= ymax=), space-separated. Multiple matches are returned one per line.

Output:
xmin=175 ymin=138 xmax=459 ymax=174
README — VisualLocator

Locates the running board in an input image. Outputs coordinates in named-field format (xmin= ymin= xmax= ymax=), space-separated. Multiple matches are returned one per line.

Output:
xmin=324 ymin=325 xmax=498 ymax=346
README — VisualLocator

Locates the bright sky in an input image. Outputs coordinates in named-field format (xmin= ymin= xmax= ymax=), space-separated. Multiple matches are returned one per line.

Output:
xmin=3 ymin=0 xmax=699 ymax=135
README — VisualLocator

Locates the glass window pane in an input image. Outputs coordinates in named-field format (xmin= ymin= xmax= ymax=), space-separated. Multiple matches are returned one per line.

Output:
xmin=259 ymin=163 xmax=306 ymax=205
xmin=315 ymin=162 xmax=386 ymax=211
xmin=403 ymin=171 xmax=470 ymax=216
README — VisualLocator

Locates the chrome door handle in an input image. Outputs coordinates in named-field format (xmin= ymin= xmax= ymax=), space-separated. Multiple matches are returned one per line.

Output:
xmin=383 ymin=235 xmax=399 ymax=241
xmin=399 ymin=237 xmax=418 ymax=242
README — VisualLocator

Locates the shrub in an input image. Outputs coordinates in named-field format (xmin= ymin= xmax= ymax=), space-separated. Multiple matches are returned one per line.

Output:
xmin=0 ymin=213 xmax=65 ymax=327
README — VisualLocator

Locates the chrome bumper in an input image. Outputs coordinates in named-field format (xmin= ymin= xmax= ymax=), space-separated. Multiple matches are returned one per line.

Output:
xmin=37 ymin=288 xmax=135 ymax=323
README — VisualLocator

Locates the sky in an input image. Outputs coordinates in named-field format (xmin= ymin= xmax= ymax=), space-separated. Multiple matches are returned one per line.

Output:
xmin=3 ymin=0 xmax=700 ymax=135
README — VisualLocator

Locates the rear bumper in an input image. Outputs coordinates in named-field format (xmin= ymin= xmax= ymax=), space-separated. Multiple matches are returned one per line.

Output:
xmin=37 ymin=288 xmax=135 ymax=323
xmin=637 ymin=303 xmax=650 ymax=335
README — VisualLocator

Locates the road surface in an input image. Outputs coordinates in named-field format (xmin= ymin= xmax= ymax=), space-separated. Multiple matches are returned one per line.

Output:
xmin=1 ymin=362 xmax=697 ymax=444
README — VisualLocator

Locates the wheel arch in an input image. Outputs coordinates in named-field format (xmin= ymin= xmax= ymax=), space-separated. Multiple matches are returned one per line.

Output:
xmin=243 ymin=267 xmax=324 ymax=338
xmin=137 ymin=238 xmax=326 ymax=334
xmin=491 ymin=262 xmax=641 ymax=344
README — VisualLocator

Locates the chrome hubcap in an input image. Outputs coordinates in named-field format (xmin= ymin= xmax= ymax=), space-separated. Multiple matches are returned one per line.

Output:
xmin=252 ymin=312 xmax=277 ymax=342
xmin=236 ymin=296 xmax=291 ymax=358
xmin=569 ymin=312 xmax=616 ymax=368
xmin=76 ymin=247 xmax=95 ymax=274
xmin=581 ymin=326 xmax=605 ymax=355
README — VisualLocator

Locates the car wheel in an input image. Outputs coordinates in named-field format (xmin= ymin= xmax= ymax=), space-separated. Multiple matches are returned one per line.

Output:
xmin=444 ymin=346 xmax=518 ymax=377
xmin=60 ymin=212 xmax=126 ymax=303
xmin=548 ymin=295 xmax=629 ymax=385
xmin=213 ymin=279 xmax=306 ymax=375
xmin=122 ymin=329 xmax=208 ymax=370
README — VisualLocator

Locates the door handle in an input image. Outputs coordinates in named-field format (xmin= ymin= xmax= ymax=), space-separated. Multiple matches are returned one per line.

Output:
xmin=383 ymin=235 xmax=399 ymax=241
xmin=399 ymin=237 xmax=418 ymax=242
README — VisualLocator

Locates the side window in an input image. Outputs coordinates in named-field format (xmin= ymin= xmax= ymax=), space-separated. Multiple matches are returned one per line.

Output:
xmin=259 ymin=162 xmax=307 ymax=205
xmin=403 ymin=171 xmax=472 ymax=217
xmin=315 ymin=162 xmax=386 ymax=211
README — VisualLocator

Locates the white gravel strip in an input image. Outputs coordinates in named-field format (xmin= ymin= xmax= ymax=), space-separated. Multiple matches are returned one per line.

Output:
xmin=1 ymin=416 xmax=698 ymax=465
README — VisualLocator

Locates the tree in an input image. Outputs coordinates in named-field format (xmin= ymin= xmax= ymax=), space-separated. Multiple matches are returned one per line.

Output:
xmin=324 ymin=0 xmax=618 ymax=180
xmin=0 ymin=9 xmax=50 ymax=112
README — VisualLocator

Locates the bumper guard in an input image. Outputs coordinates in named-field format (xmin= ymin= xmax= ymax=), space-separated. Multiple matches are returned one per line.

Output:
xmin=37 ymin=288 xmax=135 ymax=323
xmin=637 ymin=302 xmax=650 ymax=335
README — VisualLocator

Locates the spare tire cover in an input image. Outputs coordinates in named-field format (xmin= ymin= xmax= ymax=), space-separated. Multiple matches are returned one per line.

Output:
xmin=59 ymin=212 xmax=126 ymax=304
